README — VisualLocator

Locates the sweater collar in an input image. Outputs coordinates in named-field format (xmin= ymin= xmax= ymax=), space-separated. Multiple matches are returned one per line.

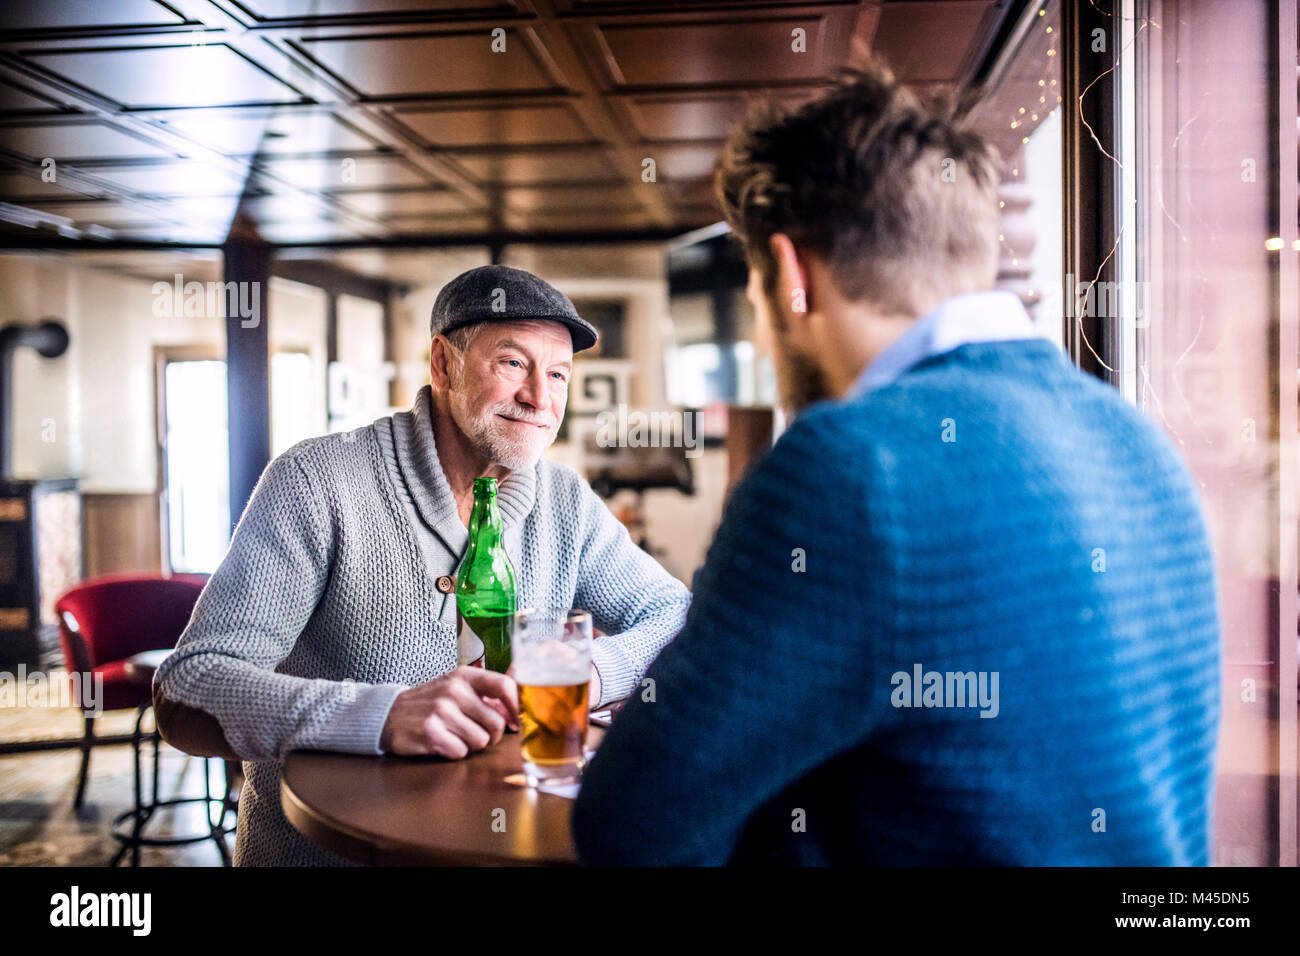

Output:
xmin=849 ymin=290 xmax=1038 ymax=397
xmin=389 ymin=384 xmax=538 ymax=557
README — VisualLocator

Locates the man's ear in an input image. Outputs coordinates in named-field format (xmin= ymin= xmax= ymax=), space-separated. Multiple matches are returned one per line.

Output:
xmin=429 ymin=335 xmax=453 ymax=390
xmin=768 ymin=233 xmax=813 ymax=324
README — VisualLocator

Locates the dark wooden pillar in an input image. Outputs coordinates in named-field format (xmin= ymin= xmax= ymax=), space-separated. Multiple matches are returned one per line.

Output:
xmin=222 ymin=230 xmax=272 ymax=535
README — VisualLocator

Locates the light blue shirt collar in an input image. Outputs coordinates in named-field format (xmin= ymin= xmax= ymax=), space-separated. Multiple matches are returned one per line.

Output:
xmin=849 ymin=290 xmax=1038 ymax=397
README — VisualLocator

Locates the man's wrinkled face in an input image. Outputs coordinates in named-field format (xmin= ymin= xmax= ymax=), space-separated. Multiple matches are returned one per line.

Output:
xmin=746 ymin=267 xmax=832 ymax=415
xmin=446 ymin=320 xmax=572 ymax=471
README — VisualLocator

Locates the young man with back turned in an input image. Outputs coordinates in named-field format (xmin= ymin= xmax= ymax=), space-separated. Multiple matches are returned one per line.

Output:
xmin=572 ymin=62 xmax=1221 ymax=866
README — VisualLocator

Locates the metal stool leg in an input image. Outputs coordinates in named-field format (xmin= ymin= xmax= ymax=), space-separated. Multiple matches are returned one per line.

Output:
xmin=109 ymin=704 xmax=150 ymax=867
xmin=204 ymin=758 xmax=232 ymax=866
xmin=109 ymin=704 xmax=237 ymax=866
xmin=74 ymin=714 xmax=95 ymax=810
xmin=151 ymin=718 xmax=161 ymax=806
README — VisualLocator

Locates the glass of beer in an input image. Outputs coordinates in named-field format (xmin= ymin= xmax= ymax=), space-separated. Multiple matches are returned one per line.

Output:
xmin=512 ymin=608 xmax=592 ymax=787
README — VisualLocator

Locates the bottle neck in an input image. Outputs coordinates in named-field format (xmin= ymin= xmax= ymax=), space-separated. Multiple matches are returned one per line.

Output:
xmin=466 ymin=493 xmax=504 ymax=554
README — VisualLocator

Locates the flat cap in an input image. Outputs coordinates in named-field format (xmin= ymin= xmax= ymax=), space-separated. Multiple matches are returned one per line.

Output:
xmin=429 ymin=264 xmax=598 ymax=352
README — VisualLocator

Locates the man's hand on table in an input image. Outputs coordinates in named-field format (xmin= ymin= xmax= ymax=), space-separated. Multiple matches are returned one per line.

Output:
xmin=380 ymin=666 xmax=520 ymax=758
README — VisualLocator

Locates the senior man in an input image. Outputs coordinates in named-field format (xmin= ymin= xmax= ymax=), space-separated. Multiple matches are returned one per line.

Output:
xmin=154 ymin=264 xmax=691 ymax=866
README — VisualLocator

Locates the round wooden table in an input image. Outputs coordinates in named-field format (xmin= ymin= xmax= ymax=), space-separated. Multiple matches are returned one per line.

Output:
xmin=281 ymin=726 xmax=604 ymax=866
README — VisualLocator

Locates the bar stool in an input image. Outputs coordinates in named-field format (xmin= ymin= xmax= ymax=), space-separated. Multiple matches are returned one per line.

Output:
xmin=110 ymin=649 xmax=236 ymax=867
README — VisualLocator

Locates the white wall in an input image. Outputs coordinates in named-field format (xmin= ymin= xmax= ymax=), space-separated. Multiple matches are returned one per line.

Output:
xmin=3 ymin=253 xmax=225 ymax=493
xmin=3 ymin=254 xmax=327 ymax=494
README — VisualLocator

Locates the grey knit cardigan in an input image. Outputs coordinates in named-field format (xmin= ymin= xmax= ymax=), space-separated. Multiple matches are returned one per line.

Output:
xmin=153 ymin=384 xmax=691 ymax=866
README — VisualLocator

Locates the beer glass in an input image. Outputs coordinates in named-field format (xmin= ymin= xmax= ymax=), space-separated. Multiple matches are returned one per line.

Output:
xmin=512 ymin=608 xmax=592 ymax=787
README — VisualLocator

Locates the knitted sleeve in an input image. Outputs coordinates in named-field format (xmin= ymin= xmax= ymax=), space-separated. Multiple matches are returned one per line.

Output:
xmin=153 ymin=450 xmax=408 ymax=760
xmin=571 ymin=410 xmax=890 ymax=864
xmin=569 ymin=476 xmax=692 ymax=709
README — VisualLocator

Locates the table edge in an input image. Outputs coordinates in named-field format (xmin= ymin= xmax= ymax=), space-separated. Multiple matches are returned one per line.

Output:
xmin=279 ymin=752 xmax=581 ymax=867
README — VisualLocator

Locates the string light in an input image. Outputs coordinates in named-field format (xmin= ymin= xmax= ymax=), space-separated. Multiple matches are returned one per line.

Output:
xmin=998 ymin=6 xmax=1059 ymax=189
xmin=1001 ymin=8 xmax=1059 ymax=150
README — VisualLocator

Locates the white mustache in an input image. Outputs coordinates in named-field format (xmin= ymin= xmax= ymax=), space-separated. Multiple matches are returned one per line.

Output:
xmin=493 ymin=404 xmax=554 ymax=427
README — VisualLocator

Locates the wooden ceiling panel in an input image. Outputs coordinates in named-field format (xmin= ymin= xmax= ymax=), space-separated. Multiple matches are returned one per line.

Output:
xmin=0 ymin=120 xmax=180 ymax=161
xmin=0 ymin=1 xmax=1010 ymax=247
xmin=0 ymin=0 xmax=185 ymax=31
xmin=78 ymin=162 xmax=252 ymax=197
xmin=104 ymin=221 xmax=239 ymax=242
xmin=0 ymin=80 xmax=64 ymax=112
xmin=255 ymin=220 xmax=370 ymax=242
xmin=19 ymin=200 xmax=179 ymax=226
xmin=658 ymin=176 xmax=720 ymax=210
xmin=450 ymin=146 xmax=619 ymax=186
xmin=552 ymin=0 xmax=859 ymax=8
xmin=298 ymin=31 xmax=560 ymax=98
xmin=591 ymin=17 xmax=835 ymax=88
xmin=235 ymin=0 xmax=518 ymax=20
xmin=620 ymin=94 xmax=751 ymax=142
xmin=26 ymin=45 xmax=305 ymax=109
xmin=394 ymin=104 xmax=593 ymax=147
xmin=500 ymin=183 xmax=646 ymax=213
xmin=385 ymin=212 xmax=496 ymax=234
xmin=0 ymin=169 xmax=102 ymax=200
xmin=872 ymin=1 xmax=997 ymax=82
xmin=155 ymin=109 xmax=381 ymax=156
xmin=620 ymin=91 xmax=813 ymax=141
xmin=507 ymin=206 xmax=659 ymax=232
xmin=255 ymin=154 xmax=432 ymax=189
xmin=336 ymin=188 xmax=475 ymax=216
xmin=644 ymin=144 xmax=722 ymax=181
xmin=153 ymin=196 xmax=243 ymax=224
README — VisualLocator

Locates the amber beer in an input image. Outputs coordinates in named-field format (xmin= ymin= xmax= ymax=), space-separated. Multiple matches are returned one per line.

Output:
xmin=519 ymin=681 xmax=589 ymax=765
xmin=513 ymin=608 xmax=592 ymax=786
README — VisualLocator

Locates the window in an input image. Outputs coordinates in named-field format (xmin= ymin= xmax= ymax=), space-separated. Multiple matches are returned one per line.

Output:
xmin=969 ymin=0 xmax=1064 ymax=346
xmin=1130 ymin=0 xmax=1297 ymax=866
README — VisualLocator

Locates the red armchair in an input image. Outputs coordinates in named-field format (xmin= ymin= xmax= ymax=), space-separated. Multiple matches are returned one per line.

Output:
xmin=54 ymin=573 xmax=208 ymax=809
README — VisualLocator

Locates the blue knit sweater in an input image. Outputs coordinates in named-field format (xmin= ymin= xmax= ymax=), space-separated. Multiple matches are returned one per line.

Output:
xmin=572 ymin=339 xmax=1221 ymax=865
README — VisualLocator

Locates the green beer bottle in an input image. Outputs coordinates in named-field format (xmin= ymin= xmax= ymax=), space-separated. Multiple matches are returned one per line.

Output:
xmin=455 ymin=477 xmax=517 ymax=673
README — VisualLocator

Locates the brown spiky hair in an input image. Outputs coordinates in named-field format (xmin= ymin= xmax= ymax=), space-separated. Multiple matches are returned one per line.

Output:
xmin=713 ymin=60 xmax=1003 ymax=319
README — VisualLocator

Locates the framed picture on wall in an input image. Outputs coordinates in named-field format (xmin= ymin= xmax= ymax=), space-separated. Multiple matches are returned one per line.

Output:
xmin=567 ymin=299 xmax=626 ymax=359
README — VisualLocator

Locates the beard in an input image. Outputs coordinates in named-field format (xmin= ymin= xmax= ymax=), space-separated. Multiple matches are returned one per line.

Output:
xmin=764 ymin=294 xmax=833 ymax=416
xmin=447 ymin=387 xmax=557 ymax=472
xmin=772 ymin=342 xmax=833 ymax=416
